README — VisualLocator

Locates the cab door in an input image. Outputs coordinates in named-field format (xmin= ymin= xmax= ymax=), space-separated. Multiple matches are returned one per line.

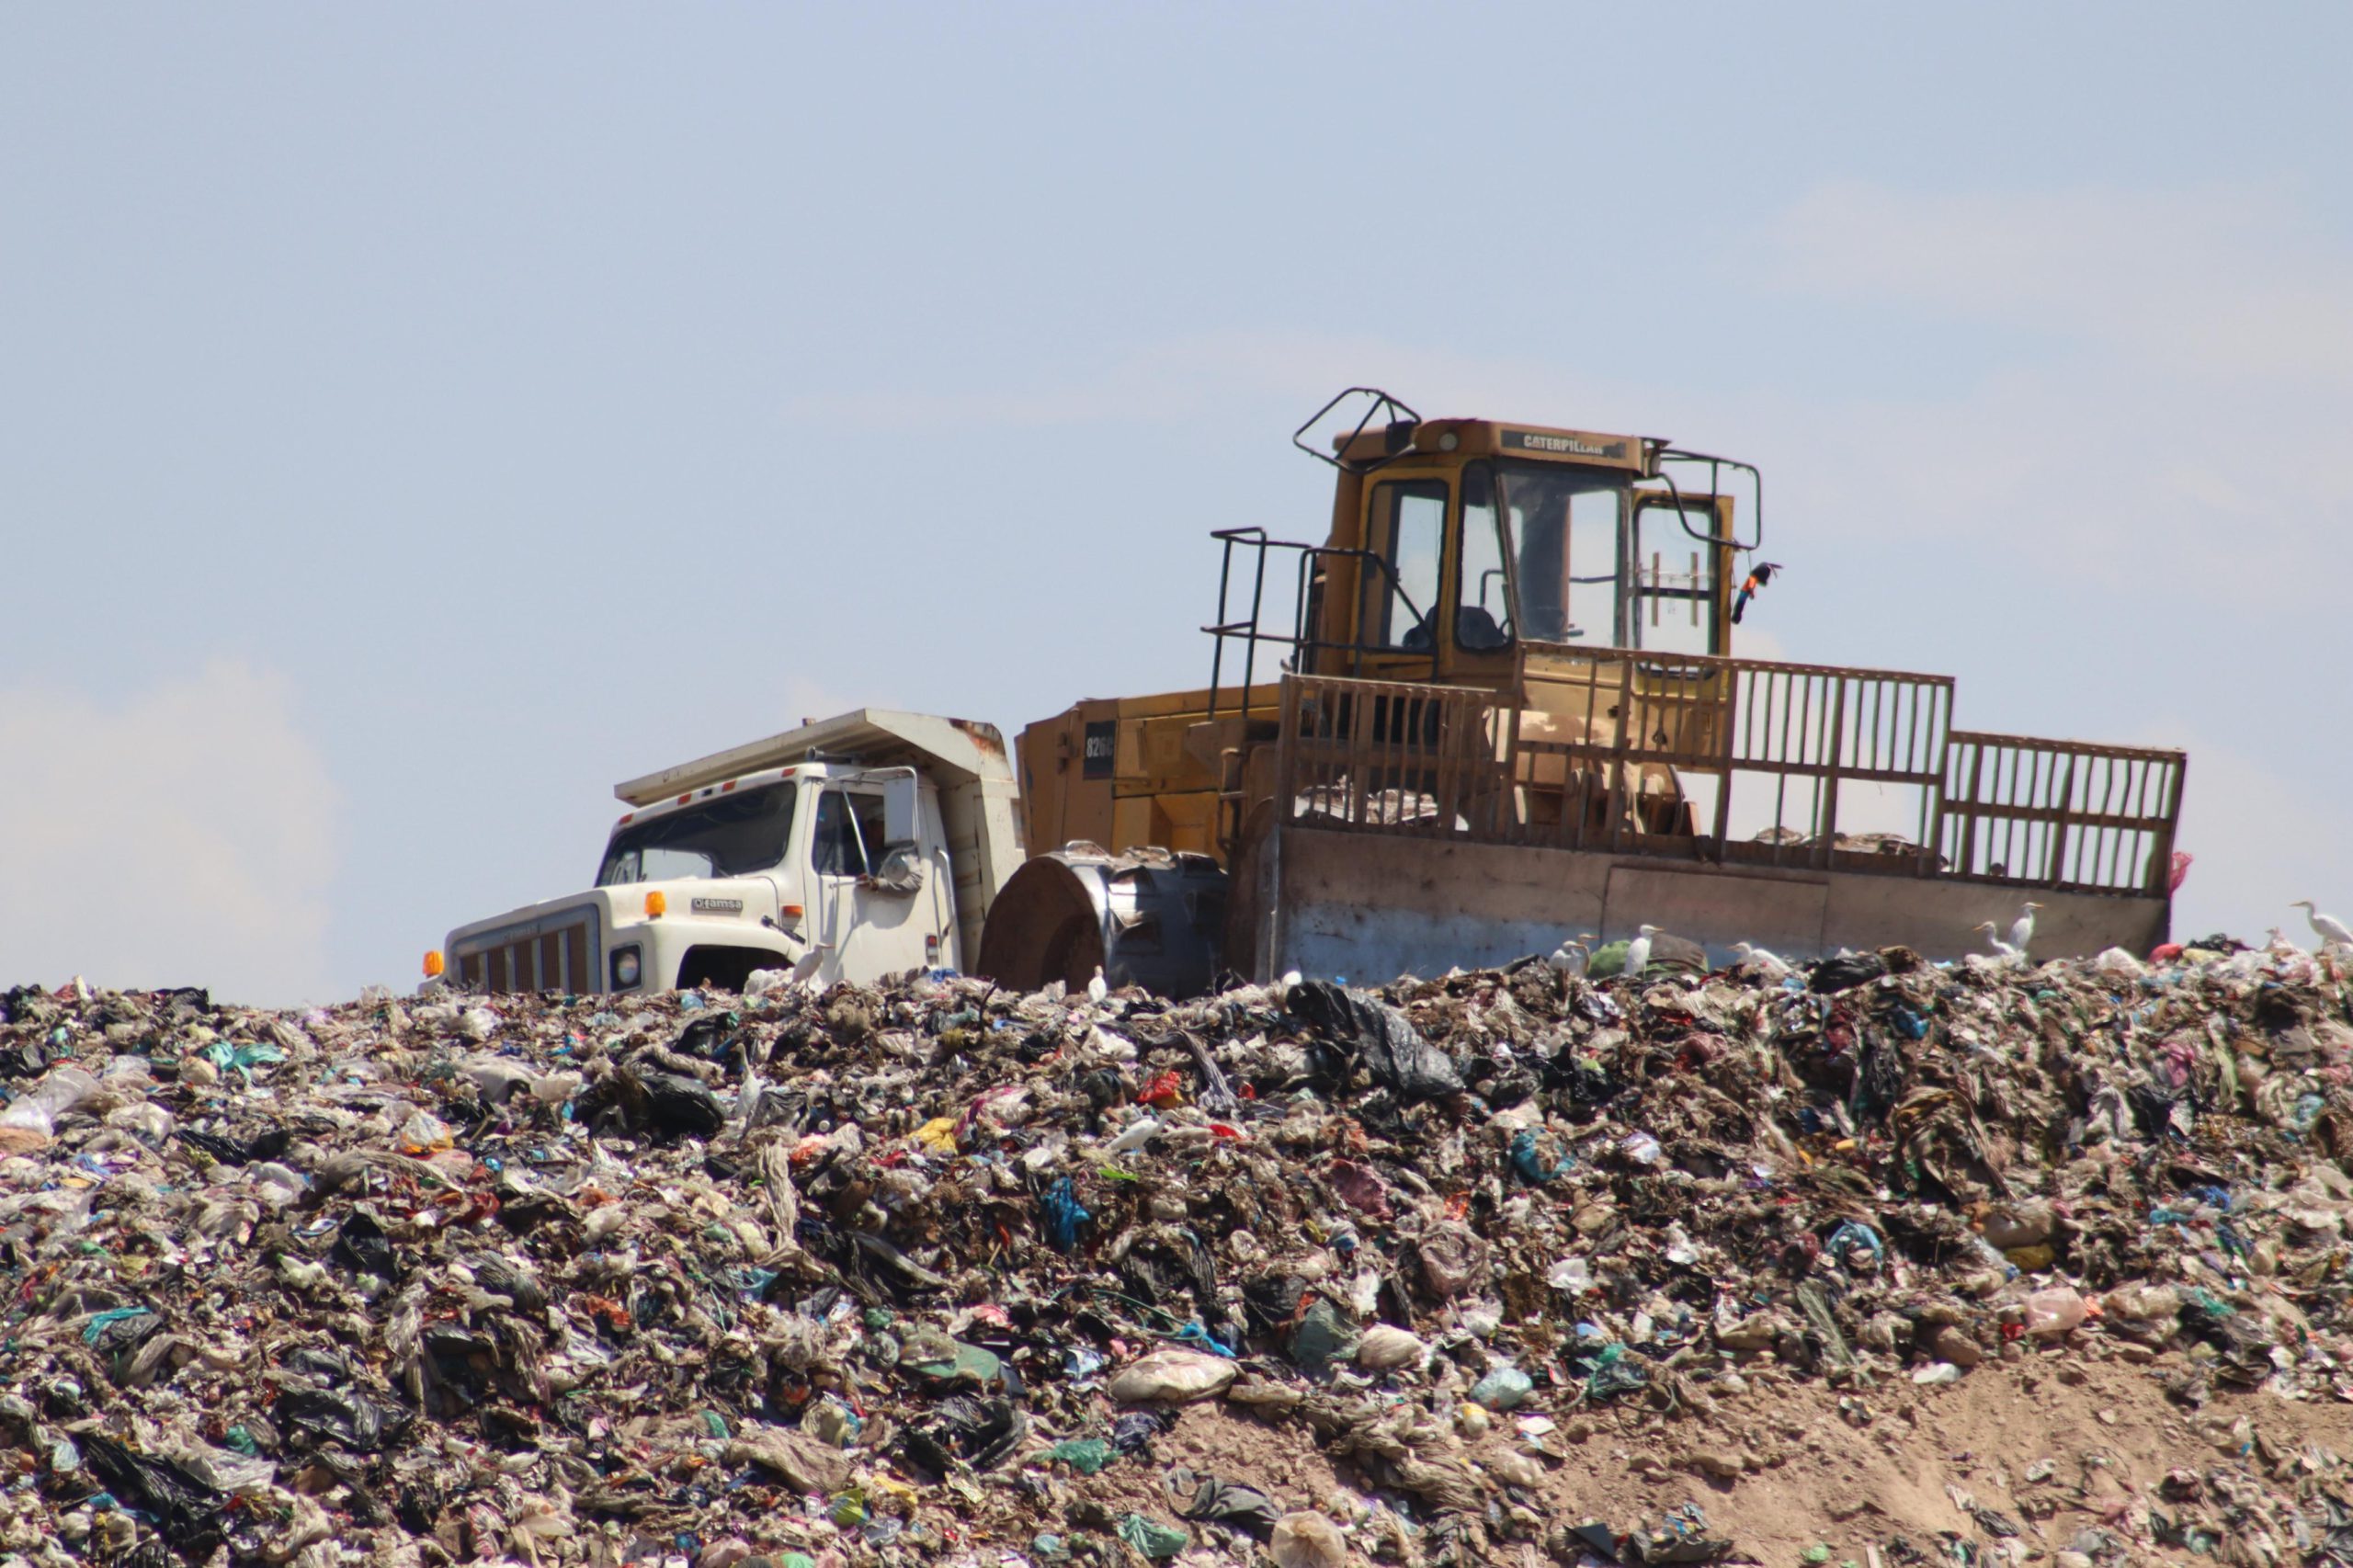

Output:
xmin=1447 ymin=459 xmax=1521 ymax=689
xmin=809 ymin=786 xmax=912 ymax=982
xmin=1624 ymin=493 xmax=1737 ymax=767
xmin=1628 ymin=493 xmax=1734 ymax=659
xmin=1352 ymin=474 xmax=1450 ymax=683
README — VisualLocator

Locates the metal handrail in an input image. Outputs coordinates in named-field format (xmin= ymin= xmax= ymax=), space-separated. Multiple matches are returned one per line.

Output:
xmin=1290 ymin=387 xmax=1424 ymax=474
xmin=1203 ymin=528 xmax=1440 ymax=722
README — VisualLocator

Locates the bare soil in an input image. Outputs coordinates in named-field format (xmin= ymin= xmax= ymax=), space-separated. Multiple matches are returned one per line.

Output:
xmin=1048 ymin=1339 xmax=2353 ymax=1565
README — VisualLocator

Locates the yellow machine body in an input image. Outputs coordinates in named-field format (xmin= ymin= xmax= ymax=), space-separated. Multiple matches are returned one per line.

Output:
xmin=984 ymin=397 xmax=2184 ymax=996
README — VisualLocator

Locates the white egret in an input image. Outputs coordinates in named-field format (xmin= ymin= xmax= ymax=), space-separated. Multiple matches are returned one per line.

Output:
xmin=1086 ymin=965 xmax=1109 ymax=1005
xmin=2008 ymin=902 xmax=2042 ymax=956
xmin=1975 ymin=921 xmax=2021 ymax=962
xmin=1731 ymin=941 xmax=1791 ymax=981
xmin=2292 ymin=901 xmax=2353 ymax=949
xmin=1548 ymin=932 xmax=1597 ymax=978
xmin=1623 ymin=924 xmax=1660 ymax=981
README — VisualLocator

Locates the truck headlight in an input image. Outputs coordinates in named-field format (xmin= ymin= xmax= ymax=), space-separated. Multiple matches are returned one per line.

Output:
xmin=610 ymin=945 xmax=642 ymax=989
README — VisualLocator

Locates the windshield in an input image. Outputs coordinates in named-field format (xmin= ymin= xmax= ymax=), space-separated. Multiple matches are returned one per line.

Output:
xmin=597 ymin=782 xmax=797 ymax=886
xmin=1493 ymin=462 xmax=1625 ymax=645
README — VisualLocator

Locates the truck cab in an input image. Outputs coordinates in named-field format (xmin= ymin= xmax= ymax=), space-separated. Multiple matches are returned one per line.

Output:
xmin=436 ymin=710 xmax=1021 ymax=996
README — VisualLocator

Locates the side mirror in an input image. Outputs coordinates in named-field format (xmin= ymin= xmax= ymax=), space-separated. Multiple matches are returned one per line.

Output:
xmin=871 ymin=846 xmax=925 ymax=895
xmin=881 ymin=774 xmax=920 ymax=846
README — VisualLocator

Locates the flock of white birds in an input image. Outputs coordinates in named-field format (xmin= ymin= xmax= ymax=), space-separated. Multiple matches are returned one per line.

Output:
xmin=1540 ymin=898 xmax=2353 ymax=981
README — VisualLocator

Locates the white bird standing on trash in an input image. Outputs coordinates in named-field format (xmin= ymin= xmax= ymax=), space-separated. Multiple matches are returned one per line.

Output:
xmin=1548 ymin=932 xmax=1597 ymax=978
xmin=2293 ymin=901 xmax=2353 ymax=949
xmin=1975 ymin=921 xmax=2022 ymax=962
xmin=1086 ymin=965 xmax=1108 ymax=1005
xmin=1622 ymin=924 xmax=1660 ymax=982
xmin=2008 ymin=901 xmax=2041 ymax=957
xmin=1731 ymin=941 xmax=1790 ymax=981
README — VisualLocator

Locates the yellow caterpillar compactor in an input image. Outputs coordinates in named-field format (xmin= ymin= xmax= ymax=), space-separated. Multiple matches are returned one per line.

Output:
xmin=974 ymin=390 xmax=2187 ymax=996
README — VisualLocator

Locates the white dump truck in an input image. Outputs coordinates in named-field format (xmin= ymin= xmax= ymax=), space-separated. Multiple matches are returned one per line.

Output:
xmin=434 ymin=710 xmax=1023 ymax=995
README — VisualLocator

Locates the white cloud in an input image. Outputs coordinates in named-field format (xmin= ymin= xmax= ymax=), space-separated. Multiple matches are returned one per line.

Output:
xmin=0 ymin=661 xmax=341 ymax=1006
xmin=1768 ymin=181 xmax=2353 ymax=383
xmin=1753 ymin=181 xmax=2353 ymax=600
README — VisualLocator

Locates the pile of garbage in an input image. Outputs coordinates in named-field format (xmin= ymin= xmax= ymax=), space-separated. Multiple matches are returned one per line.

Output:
xmin=4 ymin=933 xmax=2353 ymax=1568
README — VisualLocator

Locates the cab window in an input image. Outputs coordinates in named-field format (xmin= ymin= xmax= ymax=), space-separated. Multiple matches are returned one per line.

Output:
xmin=812 ymin=790 xmax=889 ymax=876
xmin=1631 ymin=503 xmax=1720 ymax=656
xmin=1360 ymin=480 xmax=1446 ymax=652
xmin=1495 ymin=463 xmax=1625 ymax=645
xmin=1456 ymin=462 xmax=1512 ymax=652
xmin=596 ymin=783 xmax=796 ymax=885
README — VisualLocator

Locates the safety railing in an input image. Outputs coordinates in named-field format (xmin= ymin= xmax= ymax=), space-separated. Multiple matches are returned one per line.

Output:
xmin=1262 ymin=662 xmax=2182 ymax=898
xmin=1202 ymin=528 xmax=1440 ymax=723
xmin=1938 ymin=733 xmax=2185 ymax=895
xmin=1272 ymin=674 xmax=1508 ymax=839
xmin=1507 ymin=647 xmax=1954 ymax=870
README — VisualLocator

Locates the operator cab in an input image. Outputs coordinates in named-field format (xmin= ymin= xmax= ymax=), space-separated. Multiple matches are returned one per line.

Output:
xmin=1306 ymin=409 xmax=1747 ymax=694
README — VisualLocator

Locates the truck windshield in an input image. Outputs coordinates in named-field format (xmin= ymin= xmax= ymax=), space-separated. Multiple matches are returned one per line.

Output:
xmin=597 ymin=783 xmax=796 ymax=885
xmin=1494 ymin=462 xmax=1626 ymax=646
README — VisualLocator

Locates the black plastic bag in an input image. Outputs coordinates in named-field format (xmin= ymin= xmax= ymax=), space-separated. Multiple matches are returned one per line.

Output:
xmin=333 ymin=1210 xmax=401 ymax=1281
xmin=927 ymin=1395 xmax=1029 ymax=1469
xmin=176 ymin=1123 xmax=293 ymax=1167
xmin=466 ymin=1252 xmax=547 ymax=1311
xmin=1810 ymin=952 xmax=1889 ymax=994
xmin=1288 ymin=981 xmax=1464 ymax=1101
xmin=2129 ymin=1082 xmax=2186 ymax=1140
xmin=176 ymin=1128 xmax=254 ymax=1165
xmin=159 ymin=987 xmax=212 ymax=1021
xmin=80 ymin=1433 xmax=225 ymax=1559
xmin=640 ymin=1071 xmax=728 ymax=1141
xmin=673 ymin=1015 xmax=745 ymax=1070
xmin=1111 ymin=1409 xmax=1173 ymax=1456
xmin=278 ymin=1384 xmax=414 ymax=1452
xmin=0 ymin=985 xmax=44 ymax=1027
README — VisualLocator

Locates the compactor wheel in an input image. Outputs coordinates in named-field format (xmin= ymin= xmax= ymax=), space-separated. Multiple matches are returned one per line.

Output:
xmin=974 ymin=844 xmax=1227 ymax=998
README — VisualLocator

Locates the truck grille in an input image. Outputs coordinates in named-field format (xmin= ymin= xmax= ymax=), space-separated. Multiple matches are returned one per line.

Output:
xmin=454 ymin=909 xmax=600 ymax=995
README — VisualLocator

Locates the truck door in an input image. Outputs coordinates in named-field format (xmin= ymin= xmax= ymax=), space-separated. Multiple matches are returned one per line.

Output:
xmin=810 ymin=786 xmax=918 ymax=983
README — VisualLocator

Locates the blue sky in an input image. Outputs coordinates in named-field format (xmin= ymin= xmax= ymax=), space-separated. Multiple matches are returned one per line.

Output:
xmin=5 ymin=5 xmax=2349 ymax=1001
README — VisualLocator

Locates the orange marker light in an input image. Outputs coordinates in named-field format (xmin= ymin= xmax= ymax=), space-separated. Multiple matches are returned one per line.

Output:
xmin=645 ymin=891 xmax=667 ymax=917
xmin=781 ymin=904 xmax=803 ymax=921
xmin=423 ymin=950 xmax=445 ymax=978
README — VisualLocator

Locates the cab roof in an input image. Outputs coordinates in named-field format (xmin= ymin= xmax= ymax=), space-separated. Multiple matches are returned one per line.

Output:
xmin=1336 ymin=416 xmax=1665 ymax=475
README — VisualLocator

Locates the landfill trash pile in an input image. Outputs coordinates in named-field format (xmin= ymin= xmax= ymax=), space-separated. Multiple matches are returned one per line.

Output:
xmin=6 ymin=934 xmax=2353 ymax=1568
